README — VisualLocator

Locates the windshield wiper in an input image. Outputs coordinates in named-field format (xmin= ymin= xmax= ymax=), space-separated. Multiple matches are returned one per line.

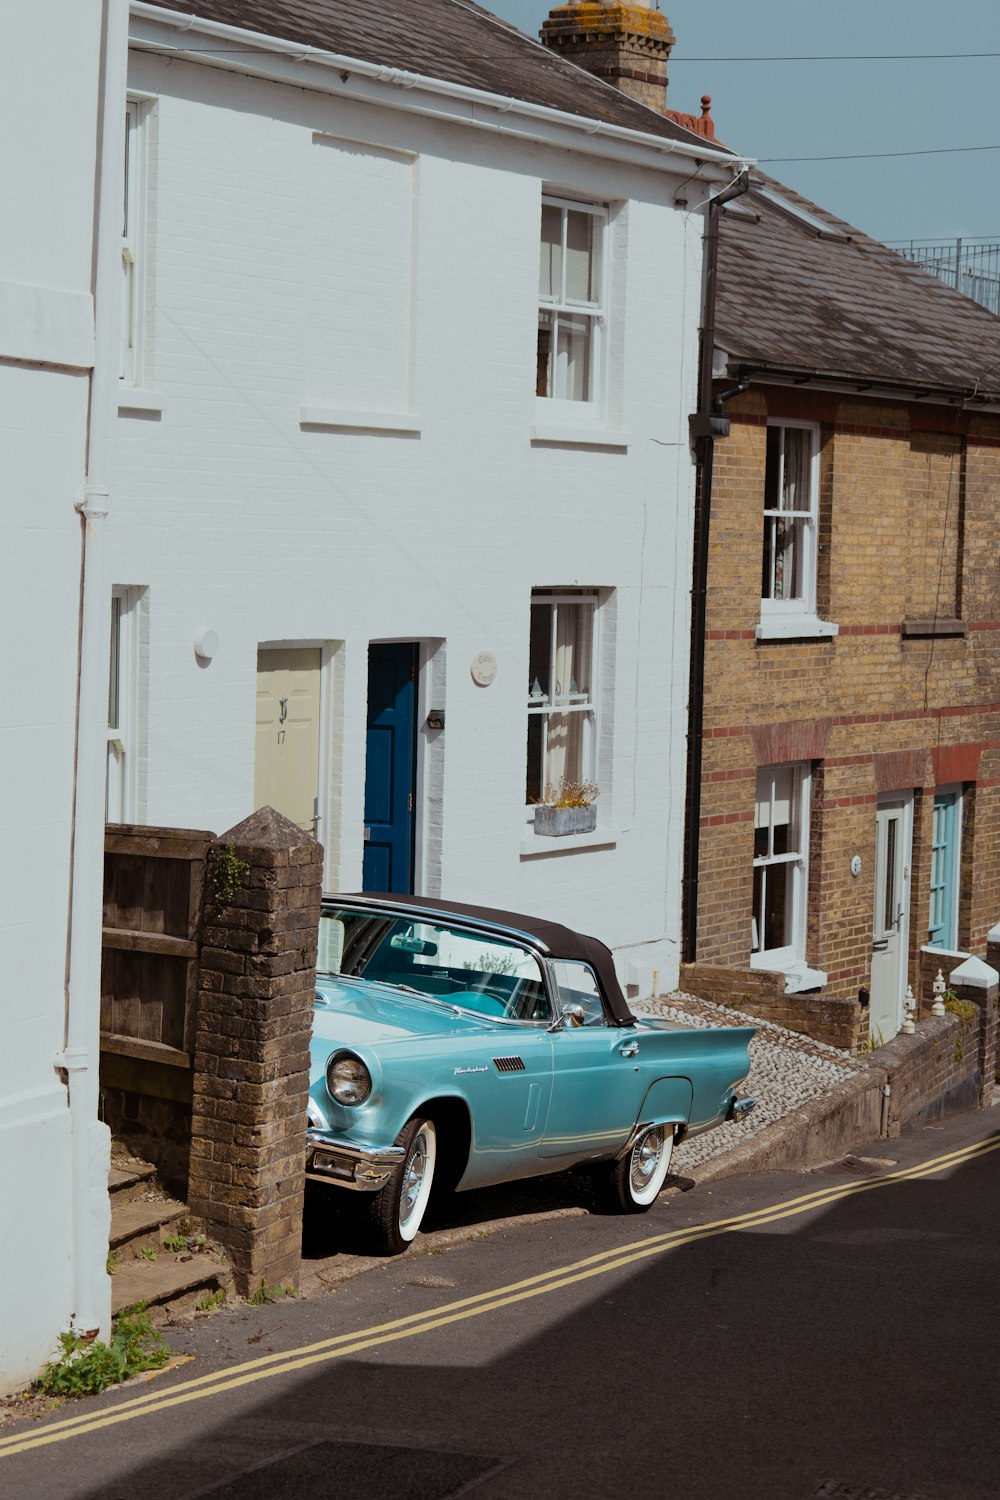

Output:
xmin=384 ymin=982 xmax=463 ymax=1014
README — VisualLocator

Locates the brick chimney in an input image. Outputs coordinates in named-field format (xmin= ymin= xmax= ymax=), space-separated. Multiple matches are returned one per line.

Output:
xmin=540 ymin=1 xmax=676 ymax=115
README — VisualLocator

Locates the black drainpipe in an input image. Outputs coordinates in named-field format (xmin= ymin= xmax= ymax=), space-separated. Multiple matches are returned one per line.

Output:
xmin=682 ymin=168 xmax=750 ymax=967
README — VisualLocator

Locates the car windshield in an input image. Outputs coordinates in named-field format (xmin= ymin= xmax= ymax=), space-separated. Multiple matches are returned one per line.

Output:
xmin=318 ymin=908 xmax=552 ymax=1023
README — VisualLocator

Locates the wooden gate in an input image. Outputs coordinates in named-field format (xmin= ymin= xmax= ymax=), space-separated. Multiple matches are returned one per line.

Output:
xmin=101 ymin=824 xmax=214 ymax=1083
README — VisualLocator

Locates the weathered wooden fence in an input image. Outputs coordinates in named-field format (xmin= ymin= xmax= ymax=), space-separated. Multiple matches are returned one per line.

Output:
xmin=101 ymin=823 xmax=214 ymax=1188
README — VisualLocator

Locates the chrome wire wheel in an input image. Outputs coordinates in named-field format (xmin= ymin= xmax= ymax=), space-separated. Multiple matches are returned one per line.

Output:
xmin=368 ymin=1115 xmax=439 ymax=1256
xmin=397 ymin=1120 xmax=437 ymax=1241
xmin=626 ymin=1125 xmax=673 ymax=1207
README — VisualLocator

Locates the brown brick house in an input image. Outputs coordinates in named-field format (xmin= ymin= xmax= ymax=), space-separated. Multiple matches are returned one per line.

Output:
xmin=682 ymin=177 xmax=1000 ymax=1049
xmin=539 ymin=2 xmax=1000 ymax=1049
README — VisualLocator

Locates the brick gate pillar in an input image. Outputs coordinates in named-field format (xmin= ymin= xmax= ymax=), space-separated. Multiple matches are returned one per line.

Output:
xmin=188 ymin=807 xmax=322 ymax=1295
xmin=948 ymin=954 xmax=999 ymax=1107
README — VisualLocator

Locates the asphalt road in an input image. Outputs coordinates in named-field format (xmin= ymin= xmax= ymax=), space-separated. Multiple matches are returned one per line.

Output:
xmin=3 ymin=1107 xmax=998 ymax=1500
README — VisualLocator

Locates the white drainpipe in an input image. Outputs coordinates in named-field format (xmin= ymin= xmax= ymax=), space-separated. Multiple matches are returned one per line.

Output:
xmin=61 ymin=0 xmax=130 ymax=1339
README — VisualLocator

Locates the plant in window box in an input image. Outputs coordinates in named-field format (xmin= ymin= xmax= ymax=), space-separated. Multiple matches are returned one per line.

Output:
xmin=533 ymin=780 xmax=599 ymax=837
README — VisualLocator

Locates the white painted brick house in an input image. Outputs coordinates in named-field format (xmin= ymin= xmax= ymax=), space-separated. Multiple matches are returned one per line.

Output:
xmin=112 ymin=0 xmax=735 ymax=985
xmin=1 ymin=0 xmax=737 ymax=1386
xmin=1 ymin=0 xmax=119 ymax=1395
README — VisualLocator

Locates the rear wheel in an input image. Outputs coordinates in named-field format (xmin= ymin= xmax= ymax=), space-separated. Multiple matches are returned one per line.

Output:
xmin=602 ymin=1124 xmax=674 ymax=1213
xmin=366 ymin=1115 xmax=437 ymax=1256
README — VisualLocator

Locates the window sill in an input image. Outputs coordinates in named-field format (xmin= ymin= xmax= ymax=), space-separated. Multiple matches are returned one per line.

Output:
xmin=530 ymin=425 xmax=629 ymax=449
xmin=520 ymin=827 xmax=617 ymax=858
xmin=901 ymin=618 xmax=967 ymax=639
xmin=756 ymin=615 xmax=838 ymax=641
xmin=920 ymin=943 xmax=968 ymax=962
xmin=299 ymin=406 xmax=421 ymax=435
xmin=750 ymin=958 xmax=827 ymax=993
xmin=118 ymin=388 xmax=163 ymax=414
xmin=783 ymin=964 xmax=827 ymax=993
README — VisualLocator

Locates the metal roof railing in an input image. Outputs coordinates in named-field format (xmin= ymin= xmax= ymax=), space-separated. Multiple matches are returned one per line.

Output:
xmin=887 ymin=237 xmax=1000 ymax=317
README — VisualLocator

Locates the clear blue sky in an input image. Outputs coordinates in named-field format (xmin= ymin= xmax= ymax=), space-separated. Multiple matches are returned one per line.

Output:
xmin=489 ymin=0 xmax=1000 ymax=246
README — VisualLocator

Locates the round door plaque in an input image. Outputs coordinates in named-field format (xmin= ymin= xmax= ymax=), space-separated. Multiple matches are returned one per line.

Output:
xmin=470 ymin=651 xmax=497 ymax=687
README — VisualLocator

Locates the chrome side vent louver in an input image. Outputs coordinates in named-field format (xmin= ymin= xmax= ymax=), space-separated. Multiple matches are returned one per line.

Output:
xmin=493 ymin=1056 xmax=526 ymax=1074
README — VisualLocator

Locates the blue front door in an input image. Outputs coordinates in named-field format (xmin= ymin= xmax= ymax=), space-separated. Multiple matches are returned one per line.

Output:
xmin=928 ymin=789 xmax=960 ymax=949
xmin=363 ymin=643 xmax=417 ymax=894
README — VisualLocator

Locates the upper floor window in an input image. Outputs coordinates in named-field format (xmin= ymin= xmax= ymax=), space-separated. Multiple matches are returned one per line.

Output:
xmin=121 ymin=100 xmax=147 ymax=384
xmin=761 ymin=421 xmax=819 ymax=615
xmin=751 ymin=763 xmax=810 ymax=970
xmin=537 ymin=196 xmax=606 ymax=411
xmin=526 ymin=590 xmax=598 ymax=806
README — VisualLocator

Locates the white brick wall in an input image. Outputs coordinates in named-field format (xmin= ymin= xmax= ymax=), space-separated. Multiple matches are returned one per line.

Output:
xmin=0 ymin=5 xmax=105 ymax=1392
xmin=112 ymin=52 xmax=705 ymax=994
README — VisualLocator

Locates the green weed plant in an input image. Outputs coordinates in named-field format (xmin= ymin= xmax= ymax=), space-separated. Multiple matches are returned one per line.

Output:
xmin=36 ymin=1305 xmax=169 ymax=1398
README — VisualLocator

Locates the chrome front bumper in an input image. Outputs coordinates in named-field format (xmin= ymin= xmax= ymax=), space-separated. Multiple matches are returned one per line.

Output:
xmin=306 ymin=1130 xmax=405 ymax=1193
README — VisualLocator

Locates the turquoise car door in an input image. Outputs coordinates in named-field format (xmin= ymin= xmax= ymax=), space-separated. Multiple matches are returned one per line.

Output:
xmin=539 ymin=1024 xmax=647 ymax=1160
xmin=456 ymin=1026 xmax=555 ymax=1189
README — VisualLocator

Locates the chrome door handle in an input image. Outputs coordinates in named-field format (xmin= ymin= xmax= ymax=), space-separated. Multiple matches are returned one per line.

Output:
xmin=619 ymin=1041 xmax=639 ymax=1058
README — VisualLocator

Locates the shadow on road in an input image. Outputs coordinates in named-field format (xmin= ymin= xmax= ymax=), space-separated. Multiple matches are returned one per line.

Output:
xmin=43 ymin=1134 xmax=1000 ymax=1499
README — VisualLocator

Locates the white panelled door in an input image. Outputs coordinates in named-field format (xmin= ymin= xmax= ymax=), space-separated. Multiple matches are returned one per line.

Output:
xmin=870 ymin=793 xmax=913 ymax=1043
xmin=254 ymin=648 xmax=321 ymax=836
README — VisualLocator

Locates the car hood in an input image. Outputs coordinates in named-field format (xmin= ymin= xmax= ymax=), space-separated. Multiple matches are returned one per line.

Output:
xmin=312 ymin=975 xmax=498 ymax=1050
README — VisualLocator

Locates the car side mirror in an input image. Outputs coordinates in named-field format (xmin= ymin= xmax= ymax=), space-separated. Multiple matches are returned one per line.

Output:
xmin=548 ymin=1002 xmax=586 ymax=1032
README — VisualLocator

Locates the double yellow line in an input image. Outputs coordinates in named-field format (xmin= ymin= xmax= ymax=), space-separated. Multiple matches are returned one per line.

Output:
xmin=3 ymin=1132 xmax=997 ymax=1459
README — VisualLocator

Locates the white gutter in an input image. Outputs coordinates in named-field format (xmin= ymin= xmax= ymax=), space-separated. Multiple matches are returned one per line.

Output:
xmin=62 ymin=0 xmax=130 ymax=1339
xmin=129 ymin=2 xmax=741 ymax=181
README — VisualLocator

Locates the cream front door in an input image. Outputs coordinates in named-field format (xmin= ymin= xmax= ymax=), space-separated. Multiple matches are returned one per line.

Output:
xmin=254 ymin=648 xmax=321 ymax=836
xmin=870 ymin=793 xmax=913 ymax=1043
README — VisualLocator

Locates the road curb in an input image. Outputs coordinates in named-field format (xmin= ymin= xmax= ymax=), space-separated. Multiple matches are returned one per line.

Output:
xmin=690 ymin=1065 xmax=888 ymax=1185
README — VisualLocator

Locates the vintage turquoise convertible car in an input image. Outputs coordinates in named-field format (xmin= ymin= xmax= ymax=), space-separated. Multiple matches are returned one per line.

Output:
xmin=307 ymin=895 xmax=755 ymax=1255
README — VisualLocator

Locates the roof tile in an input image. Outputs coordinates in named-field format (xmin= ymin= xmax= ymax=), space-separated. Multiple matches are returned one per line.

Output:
xmin=147 ymin=0 xmax=721 ymax=148
xmin=718 ymin=175 xmax=1000 ymax=399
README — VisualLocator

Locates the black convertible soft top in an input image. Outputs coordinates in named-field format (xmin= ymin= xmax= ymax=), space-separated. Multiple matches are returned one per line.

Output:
xmin=338 ymin=892 xmax=637 ymax=1027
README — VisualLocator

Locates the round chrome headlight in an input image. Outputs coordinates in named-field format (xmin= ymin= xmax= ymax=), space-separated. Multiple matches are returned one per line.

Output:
xmin=326 ymin=1052 xmax=372 ymax=1106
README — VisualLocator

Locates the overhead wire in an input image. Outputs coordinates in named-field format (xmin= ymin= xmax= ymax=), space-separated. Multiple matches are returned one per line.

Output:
xmin=672 ymin=50 xmax=1000 ymax=62
xmin=761 ymin=144 xmax=1000 ymax=163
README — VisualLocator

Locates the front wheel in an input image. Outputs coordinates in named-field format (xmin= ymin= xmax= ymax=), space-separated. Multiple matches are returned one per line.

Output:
xmin=366 ymin=1115 xmax=437 ymax=1256
xmin=602 ymin=1124 xmax=674 ymax=1213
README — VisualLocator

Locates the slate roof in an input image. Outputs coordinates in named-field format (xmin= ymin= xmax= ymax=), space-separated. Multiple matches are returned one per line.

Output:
xmin=717 ymin=175 xmax=1000 ymax=401
xmin=147 ymin=0 xmax=724 ymax=151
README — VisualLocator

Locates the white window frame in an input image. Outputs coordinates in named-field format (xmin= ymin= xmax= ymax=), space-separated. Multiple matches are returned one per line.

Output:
xmin=760 ymin=419 xmax=821 ymax=624
xmin=121 ymin=99 xmax=148 ymax=386
xmin=751 ymin=762 xmax=811 ymax=973
xmin=536 ymin=194 xmax=607 ymax=422
xmin=107 ymin=588 xmax=139 ymax=822
xmin=526 ymin=590 xmax=600 ymax=810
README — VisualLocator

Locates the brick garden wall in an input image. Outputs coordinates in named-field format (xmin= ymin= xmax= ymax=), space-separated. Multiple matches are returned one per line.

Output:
xmin=870 ymin=1010 xmax=982 ymax=1135
xmin=678 ymin=961 xmax=861 ymax=1050
xmin=692 ymin=384 xmax=1000 ymax=1045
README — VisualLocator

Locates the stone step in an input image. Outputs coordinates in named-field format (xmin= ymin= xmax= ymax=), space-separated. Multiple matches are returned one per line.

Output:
xmin=111 ymin=1253 xmax=225 ymax=1317
xmin=109 ymin=1196 xmax=187 ymax=1252
xmin=109 ymin=1159 xmax=157 ymax=1196
xmin=106 ymin=1147 xmax=234 ymax=1321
